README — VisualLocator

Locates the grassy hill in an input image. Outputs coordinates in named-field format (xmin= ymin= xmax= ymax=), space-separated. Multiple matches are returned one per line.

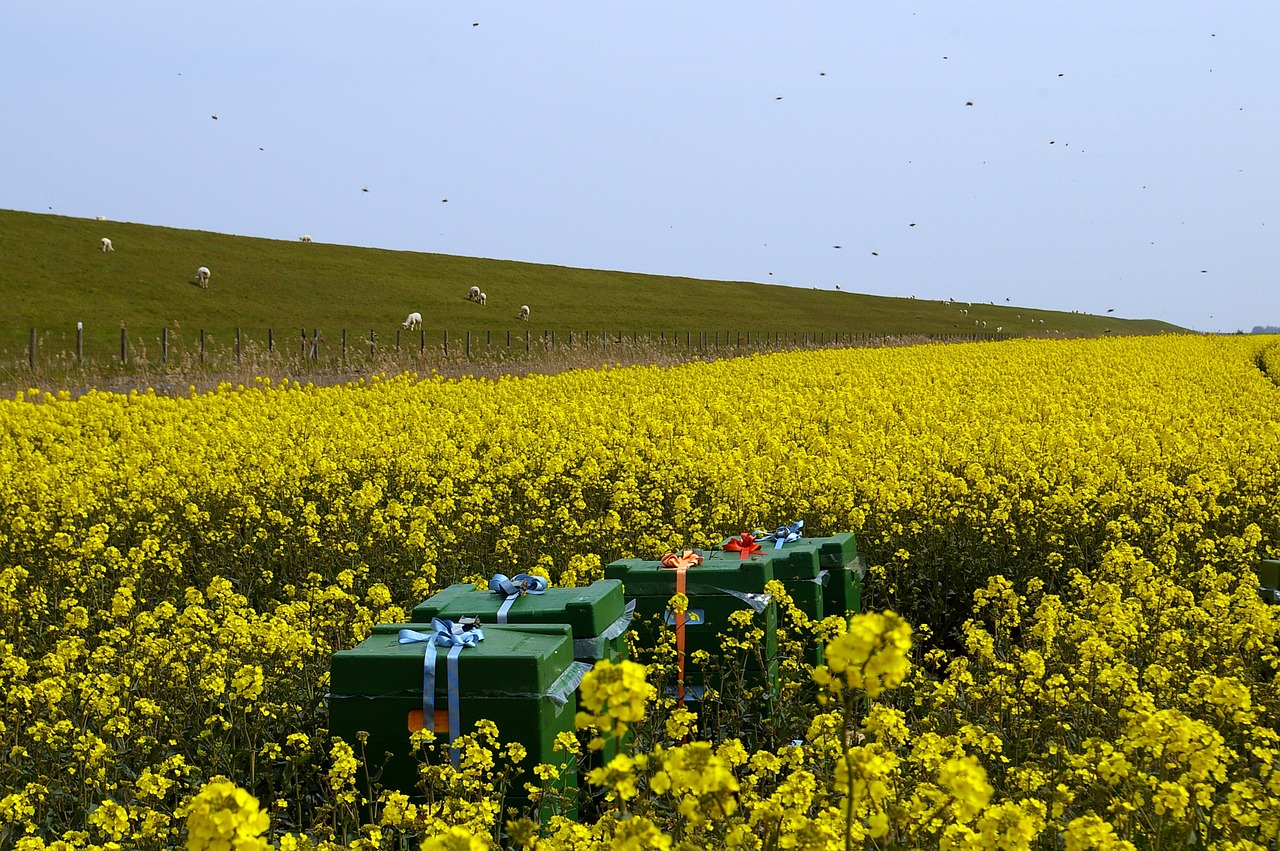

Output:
xmin=0 ymin=209 xmax=1186 ymax=363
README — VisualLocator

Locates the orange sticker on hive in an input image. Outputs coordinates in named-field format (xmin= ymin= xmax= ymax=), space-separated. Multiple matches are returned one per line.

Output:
xmin=407 ymin=709 xmax=450 ymax=733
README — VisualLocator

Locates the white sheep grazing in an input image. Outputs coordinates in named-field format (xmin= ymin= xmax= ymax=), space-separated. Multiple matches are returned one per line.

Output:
xmin=196 ymin=266 xmax=211 ymax=288
xmin=100 ymin=237 xmax=114 ymax=252
xmin=402 ymin=311 xmax=422 ymax=330
xmin=518 ymin=304 xmax=530 ymax=321
xmin=478 ymin=292 xmax=487 ymax=305
xmin=96 ymin=216 xmax=107 ymax=221
xmin=300 ymin=235 xmax=312 ymax=242
xmin=468 ymin=285 xmax=481 ymax=302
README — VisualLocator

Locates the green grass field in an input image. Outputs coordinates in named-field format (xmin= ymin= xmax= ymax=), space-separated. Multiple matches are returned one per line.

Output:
xmin=0 ymin=208 xmax=1185 ymax=368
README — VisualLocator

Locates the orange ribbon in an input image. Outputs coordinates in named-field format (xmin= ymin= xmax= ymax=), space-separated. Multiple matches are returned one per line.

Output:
xmin=659 ymin=549 xmax=703 ymax=707
xmin=660 ymin=549 xmax=704 ymax=570
xmin=723 ymin=533 xmax=764 ymax=560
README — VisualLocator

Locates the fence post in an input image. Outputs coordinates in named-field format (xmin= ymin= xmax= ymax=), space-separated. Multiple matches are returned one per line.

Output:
xmin=525 ymin=329 xmax=530 ymax=353
xmin=268 ymin=328 xmax=274 ymax=353
xmin=396 ymin=330 xmax=401 ymax=352
xmin=120 ymin=327 xmax=128 ymax=364
xmin=162 ymin=327 xmax=168 ymax=364
xmin=421 ymin=329 xmax=426 ymax=353
xmin=443 ymin=330 xmax=449 ymax=357
xmin=301 ymin=327 xmax=307 ymax=359
xmin=487 ymin=330 xmax=492 ymax=351
xmin=507 ymin=330 xmax=512 ymax=348
xmin=236 ymin=327 xmax=242 ymax=362
xmin=77 ymin=323 xmax=83 ymax=363
xmin=342 ymin=329 xmax=347 ymax=362
xmin=200 ymin=329 xmax=206 ymax=364
xmin=370 ymin=329 xmax=376 ymax=358
xmin=313 ymin=329 xmax=319 ymax=360
xmin=466 ymin=330 xmax=471 ymax=358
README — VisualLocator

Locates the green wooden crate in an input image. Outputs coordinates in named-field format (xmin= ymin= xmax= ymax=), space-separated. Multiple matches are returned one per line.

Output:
xmin=330 ymin=623 xmax=587 ymax=817
xmin=411 ymin=579 xmax=631 ymax=664
xmin=604 ymin=552 xmax=777 ymax=698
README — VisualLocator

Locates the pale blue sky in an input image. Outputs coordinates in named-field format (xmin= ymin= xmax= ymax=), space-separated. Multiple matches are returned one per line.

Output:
xmin=3 ymin=3 xmax=1277 ymax=333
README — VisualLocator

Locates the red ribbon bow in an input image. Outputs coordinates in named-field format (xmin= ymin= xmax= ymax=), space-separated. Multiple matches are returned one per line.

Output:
xmin=723 ymin=533 xmax=763 ymax=560
xmin=660 ymin=549 xmax=704 ymax=570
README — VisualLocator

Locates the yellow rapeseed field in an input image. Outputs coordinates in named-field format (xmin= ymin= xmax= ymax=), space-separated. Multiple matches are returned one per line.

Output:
xmin=1 ymin=334 xmax=1279 ymax=850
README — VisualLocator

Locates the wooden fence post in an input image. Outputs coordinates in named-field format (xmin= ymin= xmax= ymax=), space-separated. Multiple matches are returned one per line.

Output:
xmin=443 ymin=330 xmax=449 ymax=357
xmin=76 ymin=323 xmax=83 ymax=363
xmin=342 ymin=329 xmax=347 ymax=362
xmin=268 ymin=328 xmax=274 ymax=353
xmin=121 ymin=327 xmax=128 ymax=364
xmin=236 ymin=327 xmax=242 ymax=362
xmin=200 ymin=329 xmax=206 ymax=364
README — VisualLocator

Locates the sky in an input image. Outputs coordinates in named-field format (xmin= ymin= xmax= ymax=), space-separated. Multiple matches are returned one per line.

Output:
xmin=3 ymin=3 xmax=1278 ymax=334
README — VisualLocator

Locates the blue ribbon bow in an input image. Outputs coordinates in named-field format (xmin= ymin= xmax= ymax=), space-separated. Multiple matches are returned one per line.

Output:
xmin=756 ymin=519 xmax=804 ymax=549
xmin=489 ymin=573 xmax=549 ymax=623
xmin=399 ymin=618 xmax=484 ymax=767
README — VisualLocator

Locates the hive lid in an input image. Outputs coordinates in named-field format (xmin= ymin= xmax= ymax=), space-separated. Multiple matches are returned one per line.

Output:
xmin=411 ymin=579 xmax=625 ymax=636
xmin=604 ymin=554 xmax=773 ymax=595
xmin=332 ymin=623 xmax=574 ymax=698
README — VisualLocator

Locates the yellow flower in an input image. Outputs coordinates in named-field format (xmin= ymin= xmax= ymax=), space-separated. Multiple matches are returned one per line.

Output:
xmin=420 ymin=825 xmax=490 ymax=851
xmin=817 ymin=610 xmax=913 ymax=697
xmin=183 ymin=780 xmax=270 ymax=851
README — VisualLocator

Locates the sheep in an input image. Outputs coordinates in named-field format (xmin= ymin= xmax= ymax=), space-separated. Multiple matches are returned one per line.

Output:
xmin=468 ymin=285 xmax=481 ymax=302
xmin=478 ymin=292 xmax=487 ymax=305
xmin=518 ymin=304 xmax=530 ymax=321
xmin=996 ymin=326 xmax=1003 ymax=333
xmin=96 ymin=216 xmax=107 ymax=221
xmin=100 ymin=237 xmax=114 ymax=252
xmin=196 ymin=266 xmax=211 ymax=288
xmin=300 ymin=235 xmax=312 ymax=242
xmin=402 ymin=311 xmax=422 ymax=330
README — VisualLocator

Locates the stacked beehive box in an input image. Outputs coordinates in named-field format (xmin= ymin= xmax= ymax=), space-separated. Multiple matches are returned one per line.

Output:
xmin=329 ymin=620 xmax=587 ymax=817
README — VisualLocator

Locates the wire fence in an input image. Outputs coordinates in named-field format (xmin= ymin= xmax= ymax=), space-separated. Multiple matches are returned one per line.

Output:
xmin=1 ymin=326 xmax=1005 ymax=395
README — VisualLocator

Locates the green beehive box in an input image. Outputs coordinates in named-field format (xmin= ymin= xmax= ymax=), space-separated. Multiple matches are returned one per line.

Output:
xmin=411 ymin=579 xmax=631 ymax=664
xmin=726 ymin=533 xmax=828 ymax=665
xmin=781 ymin=532 xmax=864 ymax=618
xmin=330 ymin=623 xmax=587 ymax=818
xmin=604 ymin=552 xmax=777 ymax=698
xmin=1257 ymin=559 xmax=1280 ymax=604
xmin=783 ymin=577 xmax=826 ymax=667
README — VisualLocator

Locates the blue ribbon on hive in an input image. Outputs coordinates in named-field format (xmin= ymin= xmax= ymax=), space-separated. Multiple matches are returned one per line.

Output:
xmin=398 ymin=617 xmax=484 ymax=767
xmin=489 ymin=573 xmax=549 ymax=623
xmin=756 ymin=519 xmax=804 ymax=550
